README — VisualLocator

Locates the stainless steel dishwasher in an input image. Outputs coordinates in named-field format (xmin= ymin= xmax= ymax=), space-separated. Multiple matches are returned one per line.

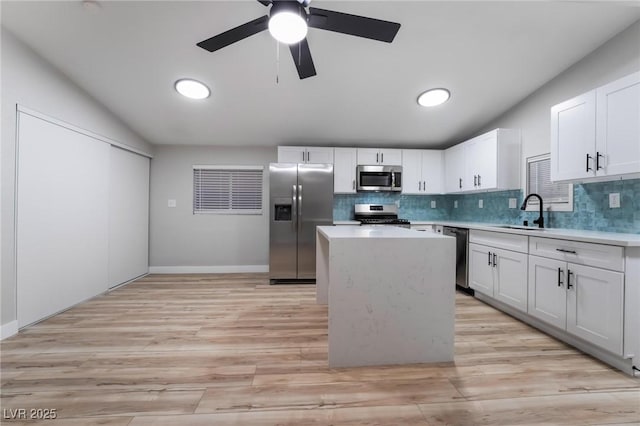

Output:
xmin=443 ymin=226 xmax=469 ymax=289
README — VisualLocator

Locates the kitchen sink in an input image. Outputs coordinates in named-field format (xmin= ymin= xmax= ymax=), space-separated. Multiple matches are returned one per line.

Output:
xmin=495 ymin=225 xmax=545 ymax=231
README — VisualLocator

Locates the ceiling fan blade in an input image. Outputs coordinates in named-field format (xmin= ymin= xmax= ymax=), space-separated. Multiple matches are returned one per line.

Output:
xmin=256 ymin=0 xmax=271 ymax=6
xmin=289 ymin=39 xmax=316 ymax=79
xmin=197 ymin=15 xmax=269 ymax=53
xmin=308 ymin=7 xmax=400 ymax=43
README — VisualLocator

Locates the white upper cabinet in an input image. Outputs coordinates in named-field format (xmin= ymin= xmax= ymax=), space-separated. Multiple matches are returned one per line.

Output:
xmin=278 ymin=146 xmax=334 ymax=164
xmin=551 ymin=71 xmax=640 ymax=182
xmin=465 ymin=132 xmax=498 ymax=190
xmin=550 ymin=91 xmax=597 ymax=181
xmin=445 ymin=129 xmax=520 ymax=193
xmin=357 ymin=148 xmax=402 ymax=165
xmin=595 ymin=72 xmax=640 ymax=177
xmin=333 ymin=148 xmax=357 ymax=194
xmin=402 ymin=150 xmax=444 ymax=194
xmin=444 ymin=143 xmax=467 ymax=193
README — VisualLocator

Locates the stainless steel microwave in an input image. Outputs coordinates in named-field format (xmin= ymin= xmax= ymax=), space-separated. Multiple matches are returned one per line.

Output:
xmin=356 ymin=165 xmax=402 ymax=192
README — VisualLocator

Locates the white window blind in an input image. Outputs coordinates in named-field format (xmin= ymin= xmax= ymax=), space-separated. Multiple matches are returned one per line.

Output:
xmin=527 ymin=155 xmax=572 ymax=211
xmin=193 ymin=166 xmax=263 ymax=214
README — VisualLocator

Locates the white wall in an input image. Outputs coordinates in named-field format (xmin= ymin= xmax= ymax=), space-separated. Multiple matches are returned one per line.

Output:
xmin=1 ymin=28 xmax=154 ymax=329
xmin=478 ymin=20 xmax=640 ymax=184
xmin=149 ymin=145 xmax=275 ymax=272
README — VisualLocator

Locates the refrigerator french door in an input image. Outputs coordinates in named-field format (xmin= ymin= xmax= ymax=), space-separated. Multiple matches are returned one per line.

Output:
xmin=269 ymin=163 xmax=334 ymax=281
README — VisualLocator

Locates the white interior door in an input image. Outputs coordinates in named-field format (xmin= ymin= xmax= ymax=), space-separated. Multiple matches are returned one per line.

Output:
xmin=17 ymin=113 xmax=109 ymax=327
xmin=108 ymin=147 xmax=150 ymax=288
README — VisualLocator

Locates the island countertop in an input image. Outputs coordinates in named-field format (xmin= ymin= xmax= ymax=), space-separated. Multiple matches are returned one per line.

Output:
xmin=318 ymin=225 xmax=450 ymax=239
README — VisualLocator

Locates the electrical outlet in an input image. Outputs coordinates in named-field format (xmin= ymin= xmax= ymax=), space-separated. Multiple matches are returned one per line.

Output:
xmin=168 ymin=199 xmax=177 ymax=208
xmin=509 ymin=198 xmax=517 ymax=209
xmin=479 ymin=199 xmax=484 ymax=209
xmin=430 ymin=200 xmax=436 ymax=209
xmin=609 ymin=193 xmax=620 ymax=208
xmin=454 ymin=200 xmax=458 ymax=209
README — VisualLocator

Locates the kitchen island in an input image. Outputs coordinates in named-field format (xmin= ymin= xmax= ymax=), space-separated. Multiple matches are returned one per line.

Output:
xmin=316 ymin=225 xmax=456 ymax=368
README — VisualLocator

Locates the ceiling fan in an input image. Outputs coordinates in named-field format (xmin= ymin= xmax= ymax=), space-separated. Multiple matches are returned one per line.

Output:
xmin=196 ymin=0 xmax=401 ymax=80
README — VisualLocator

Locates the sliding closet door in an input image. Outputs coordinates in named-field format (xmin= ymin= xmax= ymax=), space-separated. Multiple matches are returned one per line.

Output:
xmin=108 ymin=147 xmax=149 ymax=288
xmin=17 ymin=113 xmax=109 ymax=327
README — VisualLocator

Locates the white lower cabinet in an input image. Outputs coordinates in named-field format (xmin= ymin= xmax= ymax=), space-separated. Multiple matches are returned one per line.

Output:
xmin=527 ymin=256 xmax=567 ymax=330
xmin=467 ymin=231 xmax=632 ymax=373
xmin=469 ymin=242 xmax=528 ymax=312
xmin=528 ymin=255 xmax=624 ymax=355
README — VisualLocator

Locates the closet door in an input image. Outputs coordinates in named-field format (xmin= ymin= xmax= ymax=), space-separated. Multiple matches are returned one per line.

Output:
xmin=108 ymin=147 xmax=150 ymax=288
xmin=17 ymin=113 xmax=109 ymax=327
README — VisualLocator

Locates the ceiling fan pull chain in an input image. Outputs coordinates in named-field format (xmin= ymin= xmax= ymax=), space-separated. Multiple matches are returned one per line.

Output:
xmin=276 ymin=40 xmax=280 ymax=84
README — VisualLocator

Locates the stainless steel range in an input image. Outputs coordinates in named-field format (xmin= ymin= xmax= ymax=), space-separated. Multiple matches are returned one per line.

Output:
xmin=354 ymin=204 xmax=411 ymax=228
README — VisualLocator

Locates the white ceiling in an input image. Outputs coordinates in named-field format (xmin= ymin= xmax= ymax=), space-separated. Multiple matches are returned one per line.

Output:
xmin=2 ymin=1 xmax=640 ymax=148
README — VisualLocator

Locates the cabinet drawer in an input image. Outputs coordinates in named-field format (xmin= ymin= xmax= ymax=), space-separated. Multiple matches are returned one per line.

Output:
xmin=469 ymin=230 xmax=528 ymax=253
xmin=529 ymin=237 xmax=624 ymax=272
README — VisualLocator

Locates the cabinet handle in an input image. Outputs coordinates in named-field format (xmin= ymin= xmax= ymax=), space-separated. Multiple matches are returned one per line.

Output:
xmin=352 ymin=179 xmax=355 ymax=190
xmin=381 ymin=152 xmax=384 ymax=163
xmin=459 ymin=178 xmax=462 ymax=189
xmin=555 ymin=248 xmax=577 ymax=254
xmin=478 ymin=175 xmax=481 ymax=186
xmin=474 ymin=175 xmax=477 ymax=187
xmin=596 ymin=151 xmax=604 ymax=170
xmin=423 ymin=181 xmax=426 ymax=191
xmin=418 ymin=181 xmax=421 ymax=191
xmin=302 ymin=151 xmax=305 ymax=162
xmin=557 ymin=267 xmax=563 ymax=287
xmin=586 ymin=153 xmax=593 ymax=172
xmin=567 ymin=269 xmax=574 ymax=289
xmin=488 ymin=252 xmax=492 ymax=266
xmin=492 ymin=253 xmax=497 ymax=267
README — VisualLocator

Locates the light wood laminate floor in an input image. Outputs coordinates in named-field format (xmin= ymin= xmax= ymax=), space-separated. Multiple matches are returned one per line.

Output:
xmin=1 ymin=273 xmax=639 ymax=425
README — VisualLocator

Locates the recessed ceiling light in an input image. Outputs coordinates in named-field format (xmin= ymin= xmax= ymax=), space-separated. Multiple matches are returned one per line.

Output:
xmin=174 ymin=79 xmax=210 ymax=100
xmin=268 ymin=11 xmax=308 ymax=44
xmin=417 ymin=88 xmax=450 ymax=107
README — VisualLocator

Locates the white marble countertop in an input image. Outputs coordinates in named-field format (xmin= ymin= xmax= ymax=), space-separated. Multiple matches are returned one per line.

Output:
xmin=319 ymin=225 xmax=448 ymax=240
xmin=409 ymin=221 xmax=640 ymax=247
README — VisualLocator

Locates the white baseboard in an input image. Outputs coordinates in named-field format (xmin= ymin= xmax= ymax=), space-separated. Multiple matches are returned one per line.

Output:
xmin=148 ymin=265 xmax=269 ymax=274
xmin=1 ymin=320 xmax=19 ymax=340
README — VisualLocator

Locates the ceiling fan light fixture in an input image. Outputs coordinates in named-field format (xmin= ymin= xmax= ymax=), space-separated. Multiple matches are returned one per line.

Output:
xmin=268 ymin=11 xmax=308 ymax=44
xmin=174 ymin=79 xmax=210 ymax=100
xmin=417 ymin=88 xmax=451 ymax=107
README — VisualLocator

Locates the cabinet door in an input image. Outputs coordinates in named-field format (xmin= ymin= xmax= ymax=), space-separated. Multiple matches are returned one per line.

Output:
xmin=306 ymin=147 xmax=334 ymax=164
xmin=278 ymin=146 xmax=306 ymax=163
xmin=401 ymin=150 xmax=422 ymax=194
xmin=444 ymin=144 xmax=465 ymax=193
xmin=596 ymin=72 xmax=640 ymax=177
xmin=334 ymin=148 xmax=357 ymax=193
xmin=468 ymin=132 xmax=498 ymax=190
xmin=379 ymin=149 xmax=402 ymax=165
xmin=469 ymin=243 xmax=494 ymax=296
xmin=566 ymin=263 xmax=624 ymax=355
xmin=357 ymin=148 xmax=381 ymax=165
xmin=527 ymin=256 xmax=567 ymax=329
xmin=550 ymin=91 xmax=596 ymax=181
xmin=493 ymin=247 xmax=528 ymax=312
xmin=421 ymin=150 xmax=444 ymax=194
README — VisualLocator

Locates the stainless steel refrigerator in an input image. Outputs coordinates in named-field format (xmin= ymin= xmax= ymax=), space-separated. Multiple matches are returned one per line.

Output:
xmin=269 ymin=163 xmax=334 ymax=282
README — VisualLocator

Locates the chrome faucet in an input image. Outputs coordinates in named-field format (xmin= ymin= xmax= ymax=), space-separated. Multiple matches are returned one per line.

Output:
xmin=520 ymin=193 xmax=544 ymax=228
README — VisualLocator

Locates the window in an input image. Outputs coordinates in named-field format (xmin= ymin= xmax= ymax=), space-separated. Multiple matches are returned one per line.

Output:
xmin=526 ymin=154 xmax=573 ymax=212
xmin=193 ymin=165 xmax=263 ymax=214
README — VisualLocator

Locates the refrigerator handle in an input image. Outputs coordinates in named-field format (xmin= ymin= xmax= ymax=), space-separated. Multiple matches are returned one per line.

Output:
xmin=292 ymin=184 xmax=297 ymax=231
xmin=298 ymin=184 xmax=303 ymax=233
